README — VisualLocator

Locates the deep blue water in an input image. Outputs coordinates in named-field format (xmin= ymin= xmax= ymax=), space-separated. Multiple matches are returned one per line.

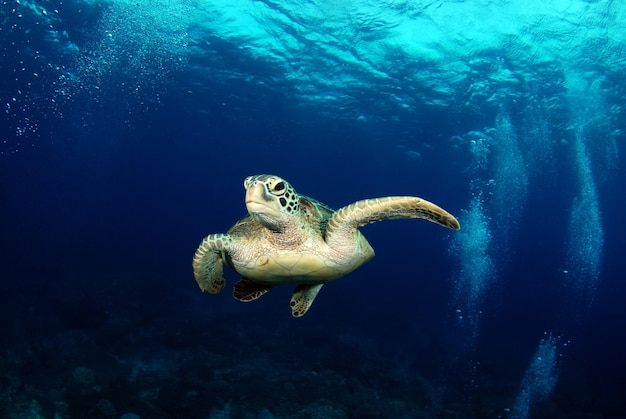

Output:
xmin=1 ymin=1 xmax=625 ymax=418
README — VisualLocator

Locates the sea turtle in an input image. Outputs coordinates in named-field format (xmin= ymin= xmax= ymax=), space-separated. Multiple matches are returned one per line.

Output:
xmin=193 ymin=174 xmax=460 ymax=317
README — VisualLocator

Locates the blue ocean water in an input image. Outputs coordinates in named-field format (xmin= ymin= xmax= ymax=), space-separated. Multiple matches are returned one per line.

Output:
xmin=1 ymin=0 xmax=625 ymax=417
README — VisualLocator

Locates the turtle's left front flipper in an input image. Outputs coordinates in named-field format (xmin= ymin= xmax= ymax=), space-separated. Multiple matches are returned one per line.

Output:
xmin=327 ymin=196 xmax=460 ymax=235
xmin=193 ymin=234 xmax=235 ymax=294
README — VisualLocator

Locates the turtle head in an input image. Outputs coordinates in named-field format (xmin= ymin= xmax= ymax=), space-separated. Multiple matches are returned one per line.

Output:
xmin=244 ymin=175 xmax=301 ymax=231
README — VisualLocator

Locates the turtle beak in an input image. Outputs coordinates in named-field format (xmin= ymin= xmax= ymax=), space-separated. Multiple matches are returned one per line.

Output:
xmin=245 ymin=182 xmax=285 ymax=231
xmin=245 ymin=182 xmax=274 ymax=212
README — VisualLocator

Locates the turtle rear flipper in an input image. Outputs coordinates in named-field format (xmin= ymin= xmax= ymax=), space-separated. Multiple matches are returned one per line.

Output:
xmin=233 ymin=278 xmax=272 ymax=301
xmin=290 ymin=284 xmax=324 ymax=317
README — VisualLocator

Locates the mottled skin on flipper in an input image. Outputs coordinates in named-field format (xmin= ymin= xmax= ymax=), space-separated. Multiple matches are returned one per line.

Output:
xmin=290 ymin=284 xmax=323 ymax=317
xmin=192 ymin=234 xmax=231 ymax=294
xmin=233 ymin=278 xmax=272 ymax=302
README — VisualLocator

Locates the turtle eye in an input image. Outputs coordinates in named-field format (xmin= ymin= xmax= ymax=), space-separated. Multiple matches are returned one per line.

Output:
xmin=273 ymin=182 xmax=285 ymax=192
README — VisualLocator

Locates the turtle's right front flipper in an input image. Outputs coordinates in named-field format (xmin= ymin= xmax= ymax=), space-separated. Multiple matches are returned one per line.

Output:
xmin=193 ymin=234 xmax=234 ymax=294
